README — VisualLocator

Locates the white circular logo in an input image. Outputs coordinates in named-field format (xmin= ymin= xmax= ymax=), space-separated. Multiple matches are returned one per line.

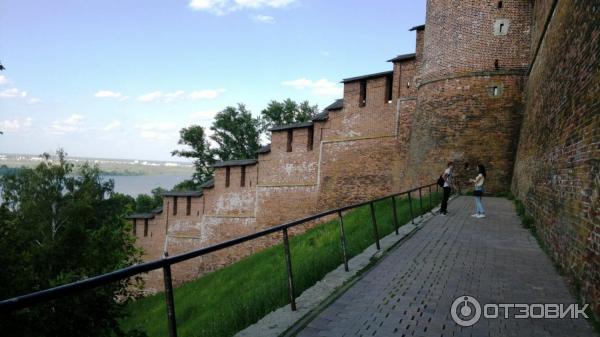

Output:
xmin=451 ymin=295 xmax=482 ymax=327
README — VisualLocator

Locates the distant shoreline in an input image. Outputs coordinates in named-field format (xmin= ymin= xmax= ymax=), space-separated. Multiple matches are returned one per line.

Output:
xmin=0 ymin=166 xmax=190 ymax=177
xmin=99 ymin=170 xmax=145 ymax=176
xmin=0 ymin=152 xmax=192 ymax=164
xmin=0 ymin=153 xmax=195 ymax=177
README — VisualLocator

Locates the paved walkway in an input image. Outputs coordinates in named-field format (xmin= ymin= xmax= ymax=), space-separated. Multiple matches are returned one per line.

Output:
xmin=295 ymin=197 xmax=597 ymax=337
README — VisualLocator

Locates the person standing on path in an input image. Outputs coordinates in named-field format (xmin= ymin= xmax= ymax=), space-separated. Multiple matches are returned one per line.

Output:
xmin=470 ymin=164 xmax=486 ymax=218
xmin=440 ymin=162 xmax=453 ymax=215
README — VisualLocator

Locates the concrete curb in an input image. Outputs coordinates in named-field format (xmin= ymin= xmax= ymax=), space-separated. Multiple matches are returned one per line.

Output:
xmin=235 ymin=198 xmax=450 ymax=337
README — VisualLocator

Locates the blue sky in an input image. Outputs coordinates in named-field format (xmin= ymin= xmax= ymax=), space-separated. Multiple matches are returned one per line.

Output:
xmin=0 ymin=0 xmax=425 ymax=161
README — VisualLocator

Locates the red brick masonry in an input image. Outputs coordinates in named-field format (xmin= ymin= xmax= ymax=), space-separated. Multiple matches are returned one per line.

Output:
xmin=128 ymin=0 xmax=600 ymax=318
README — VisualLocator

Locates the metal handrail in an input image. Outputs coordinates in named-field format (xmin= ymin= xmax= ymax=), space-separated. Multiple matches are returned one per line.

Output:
xmin=0 ymin=182 xmax=440 ymax=337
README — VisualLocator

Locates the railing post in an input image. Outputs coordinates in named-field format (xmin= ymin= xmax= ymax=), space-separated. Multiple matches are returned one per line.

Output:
xmin=428 ymin=185 xmax=432 ymax=212
xmin=282 ymin=228 xmax=297 ymax=311
xmin=419 ymin=187 xmax=423 ymax=216
xmin=369 ymin=202 xmax=381 ymax=250
xmin=408 ymin=191 xmax=414 ymax=224
xmin=391 ymin=196 xmax=399 ymax=235
xmin=337 ymin=211 xmax=349 ymax=272
xmin=162 ymin=253 xmax=178 ymax=337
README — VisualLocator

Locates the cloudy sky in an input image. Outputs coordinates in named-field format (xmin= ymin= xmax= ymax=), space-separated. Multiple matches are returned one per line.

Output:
xmin=0 ymin=0 xmax=425 ymax=161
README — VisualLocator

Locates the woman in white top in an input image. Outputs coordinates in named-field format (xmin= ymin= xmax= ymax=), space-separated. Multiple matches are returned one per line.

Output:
xmin=469 ymin=164 xmax=486 ymax=218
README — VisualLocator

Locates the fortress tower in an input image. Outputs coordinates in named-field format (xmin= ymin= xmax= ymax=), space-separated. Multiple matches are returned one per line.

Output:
xmin=125 ymin=0 xmax=599 ymax=315
xmin=405 ymin=0 xmax=533 ymax=192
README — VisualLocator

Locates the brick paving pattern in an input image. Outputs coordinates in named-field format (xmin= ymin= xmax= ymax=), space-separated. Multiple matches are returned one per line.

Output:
xmin=296 ymin=197 xmax=597 ymax=337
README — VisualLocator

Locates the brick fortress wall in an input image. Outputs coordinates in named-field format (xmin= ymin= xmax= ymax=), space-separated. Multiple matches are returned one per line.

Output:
xmin=511 ymin=0 xmax=600 ymax=315
xmin=127 ymin=15 xmax=434 ymax=292
xmin=317 ymin=75 xmax=400 ymax=209
xmin=129 ymin=53 xmax=425 ymax=291
xmin=405 ymin=0 xmax=532 ymax=193
xmin=129 ymin=1 xmax=599 ymax=315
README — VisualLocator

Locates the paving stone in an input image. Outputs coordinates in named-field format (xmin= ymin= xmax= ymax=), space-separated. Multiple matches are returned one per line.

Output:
xmin=295 ymin=197 xmax=597 ymax=337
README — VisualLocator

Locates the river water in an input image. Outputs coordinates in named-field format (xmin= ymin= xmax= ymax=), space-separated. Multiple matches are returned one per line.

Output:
xmin=104 ymin=174 xmax=191 ymax=196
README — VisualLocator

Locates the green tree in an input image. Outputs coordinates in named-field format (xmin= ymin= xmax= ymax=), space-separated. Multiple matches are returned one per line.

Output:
xmin=113 ymin=192 xmax=136 ymax=215
xmin=151 ymin=187 xmax=166 ymax=207
xmin=171 ymin=125 xmax=214 ymax=188
xmin=260 ymin=98 xmax=318 ymax=132
xmin=210 ymin=104 xmax=261 ymax=161
xmin=134 ymin=194 xmax=155 ymax=213
xmin=131 ymin=187 xmax=166 ymax=213
xmin=173 ymin=103 xmax=262 ymax=189
xmin=172 ymin=179 xmax=200 ymax=191
xmin=0 ymin=150 xmax=142 ymax=337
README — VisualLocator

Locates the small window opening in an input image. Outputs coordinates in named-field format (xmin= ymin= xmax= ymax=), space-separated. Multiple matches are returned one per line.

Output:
xmin=385 ymin=75 xmax=393 ymax=103
xmin=144 ymin=219 xmax=149 ymax=237
xmin=359 ymin=80 xmax=367 ymax=107
xmin=307 ymin=126 xmax=314 ymax=151
xmin=407 ymin=82 xmax=410 ymax=88
xmin=240 ymin=166 xmax=246 ymax=187
xmin=499 ymin=23 xmax=505 ymax=33
xmin=494 ymin=59 xmax=499 ymax=69
xmin=225 ymin=167 xmax=231 ymax=187
xmin=286 ymin=129 xmax=293 ymax=152
xmin=173 ymin=197 xmax=178 ymax=215
xmin=186 ymin=196 xmax=191 ymax=215
xmin=132 ymin=219 xmax=137 ymax=236
xmin=492 ymin=86 xmax=499 ymax=96
xmin=498 ymin=1 xmax=503 ymax=9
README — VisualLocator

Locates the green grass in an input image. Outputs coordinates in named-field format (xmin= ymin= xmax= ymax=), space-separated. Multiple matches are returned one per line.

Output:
xmin=514 ymin=199 xmax=535 ymax=230
xmin=121 ymin=192 xmax=442 ymax=337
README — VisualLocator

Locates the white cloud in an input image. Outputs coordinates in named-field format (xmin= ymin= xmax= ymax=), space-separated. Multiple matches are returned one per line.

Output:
xmin=133 ymin=88 xmax=226 ymax=103
xmin=0 ymin=87 xmax=27 ymax=98
xmin=189 ymin=0 xmax=295 ymax=15
xmin=103 ymin=120 xmax=122 ymax=131
xmin=46 ymin=116 xmax=124 ymax=135
xmin=137 ymin=91 xmax=163 ymax=102
xmin=311 ymin=79 xmax=344 ymax=96
xmin=135 ymin=122 xmax=180 ymax=141
xmin=189 ymin=0 xmax=229 ymax=14
xmin=0 ymin=117 xmax=32 ymax=132
xmin=252 ymin=14 xmax=275 ymax=23
xmin=49 ymin=114 xmax=85 ymax=135
xmin=188 ymin=89 xmax=225 ymax=100
xmin=282 ymin=78 xmax=343 ymax=97
xmin=0 ymin=81 xmax=40 ymax=102
xmin=1 ymin=119 xmax=19 ymax=131
xmin=137 ymin=90 xmax=185 ymax=103
xmin=282 ymin=78 xmax=312 ymax=89
xmin=235 ymin=0 xmax=295 ymax=8
xmin=94 ymin=90 xmax=126 ymax=101
xmin=163 ymin=90 xmax=185 ymax=103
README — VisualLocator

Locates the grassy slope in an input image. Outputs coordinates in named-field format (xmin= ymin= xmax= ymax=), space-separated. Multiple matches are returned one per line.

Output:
xmin=122 ymin=192 xmax=442 ymax=337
